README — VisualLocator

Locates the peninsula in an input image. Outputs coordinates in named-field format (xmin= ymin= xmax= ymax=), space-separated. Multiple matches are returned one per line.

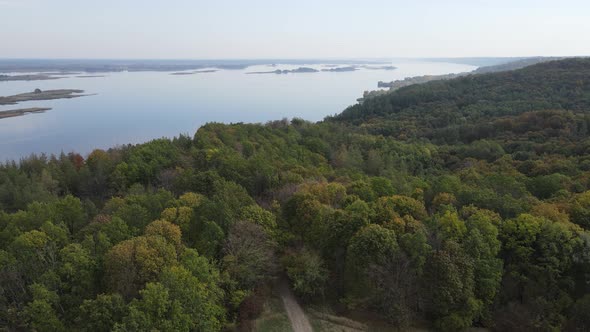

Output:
xmin=366 ymin=57 xmax=564 ymax=100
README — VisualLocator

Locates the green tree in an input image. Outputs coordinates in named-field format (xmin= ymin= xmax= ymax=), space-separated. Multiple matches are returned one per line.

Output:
xmin=104 ymin=235 xmax=177 ymax=298
xmin=23 ymin=284 xmax=64 ymax=332
xmin=117 ymin=282 xmax=191 ymax=332
xmin=78 ymin=293 xmax=127 ymax=332
xmin=54 ymin=195 xmax=86 ymax=236
xmin=282 ymin=247 xmax=328 ymax=300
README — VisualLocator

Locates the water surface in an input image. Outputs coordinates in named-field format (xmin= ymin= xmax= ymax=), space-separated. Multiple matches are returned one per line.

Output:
xmin=0 ymin=61 xmax=475 ymax=160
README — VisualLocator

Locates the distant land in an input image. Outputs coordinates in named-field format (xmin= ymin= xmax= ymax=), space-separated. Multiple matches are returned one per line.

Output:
xmin=0 ymin=89 xmax=87 ymax=106
xmin=471 ymin=57 xmax=565 ymax=73
xmin=247 ymin=67 xmax=319 ymax=74
xmin=363 ymin=57 xmax=566 ymax=102
xmin=170 ymin=70 xmax=218 ymax=75
xmin=0 ymin=59 xmax=392 ymax=73
xmin=247 ymin=64 xmax=395 ymax=75
xmin=0 ymin=107 xmax=52 ymax=119
xmin=2 ymin=57 xmax=563 ymax=74
xmin=362 ymin=65 xmax=397 ymax=70
xmin=0 ymin=74 xmax=62 ymax=82
xmin=321 ymin=66 xmax=358 ymax=72
xmin=420 ymin=56 xmax=532 ymax=67
xmin=76 ymin=75 xmax=106 ymax=78
xmin=0 ymin=89 xmax=88 ymax=120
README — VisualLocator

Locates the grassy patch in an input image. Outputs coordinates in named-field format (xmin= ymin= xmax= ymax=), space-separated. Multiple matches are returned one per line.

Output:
xmin=253 ymin=296 xmax=293 ymax=332
xmin=306 ymin=306 xmax=409 ymax=332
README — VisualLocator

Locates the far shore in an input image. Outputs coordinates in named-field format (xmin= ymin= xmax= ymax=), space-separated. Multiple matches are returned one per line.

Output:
xmin=170 ymin=69 xmax=218 ymax=75
xmin=0 ymin=74 xmax=62 ymax=82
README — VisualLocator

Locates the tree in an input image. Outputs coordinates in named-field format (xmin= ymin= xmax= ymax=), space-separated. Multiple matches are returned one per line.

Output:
xmin=160 ymin=206 xmax=193 ymax=235
xmin=373 ymin=195 xmax=427 ymax=224
xmin=566 ymin=294 xmax=590 ymax=331
xmin=23 ymin=284 xmax=64 ymax=332
xmin=462 ymin=208 xmax=503 ymax=324
xmin=526 ymin=173 xmax=570 ymax=199
xmin=78 ymin=293 xmax=127 ymax=332
xmin=222 ymin=221 xmax=278 ymax=290
xmin=436 ymin=210 xmax=467 ymax=242
xmin=422 ymin=242 xmax=478 ymax=332
xmin=117 ymin=282 xmax=191 ymax=332
xmin=239 ymin=205 xmax=277 ymax=234
xmin=160 ymin=266 xmax=225 ymax=331
xmin=283 ymin=193 xmax=325 ymax=241
xmin=346 ymin=224 xmax=398 ymax=310
xmin=144 ymin=219 xmax=182 ymax=251
xmin=58 ymin=243 xmax=96 ymax=315
xmin=571 ymin=191 xmax=590 ymax=229
xmin=282 ymin=247 xmax=328 ymax=301
xmin=499 ymin=214 xmax=584 ymax=330
xmin=104 ymin=235 xmax=177 ymax=298
xmin=54 ymin=195 xmax=86 ymax=236
xmin=9 ymin=230 xmax=56 ymax=282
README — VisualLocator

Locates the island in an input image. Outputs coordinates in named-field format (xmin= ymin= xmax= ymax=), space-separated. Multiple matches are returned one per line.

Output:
xmin=0 ymin=89 xmax=87 ymax=106
xmin=0 ymin=89 xmax=89 ymax=120
xmin=0 ymin=107 xmax=52 ymax=119
xmin=363 ymin=65 xmax=397 ymax=70
xmin=246 ymin=67 xmax=319 ymax=74
xmin=170 ymin=70 xmax=218 ymax=75
xmin=76 ymin=75 xmax=106 ymax=78
xmin=321 ymin=66 xmax=358 ymax=72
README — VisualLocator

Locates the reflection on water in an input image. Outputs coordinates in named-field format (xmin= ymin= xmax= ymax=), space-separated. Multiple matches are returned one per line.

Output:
xmin=0 ymin=61 xmax=475 ymax=160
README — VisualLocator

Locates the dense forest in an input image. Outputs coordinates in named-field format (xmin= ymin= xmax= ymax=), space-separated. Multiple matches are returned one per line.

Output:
xmin=2 ymin=58 xmax=590 ymax=331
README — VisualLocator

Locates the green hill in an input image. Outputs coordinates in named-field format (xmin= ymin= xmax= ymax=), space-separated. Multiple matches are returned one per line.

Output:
xmin=334 ymin=58 xmax=590 ymax=133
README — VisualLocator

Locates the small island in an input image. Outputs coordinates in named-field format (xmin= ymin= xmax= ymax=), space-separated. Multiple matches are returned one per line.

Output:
xmin=0 ymin=89 xmax=87 ymax=105
xmin=0 ymin=89 xmax=88 ymax=120
xmin=363 ymin=65 xmax=397 ymax=70
xmin=321 ymin=66 xmax=358 ymax=72
xmin=76 ymin=75 xmax=106 ymax=78
xmin=0 ymin=107 xmax=52 ymax=119
xmin=247 ymin=67 xmax=319 ymax=74
xmin=170 ymin=69 xmax=218 ymax=75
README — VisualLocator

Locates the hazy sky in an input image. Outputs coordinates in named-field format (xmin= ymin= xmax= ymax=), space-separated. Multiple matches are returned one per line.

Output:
xmin=1 ymin=0 xmax=589 ymax=59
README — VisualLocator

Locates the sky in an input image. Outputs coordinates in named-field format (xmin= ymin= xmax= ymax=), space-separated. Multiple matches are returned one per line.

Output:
xmin=1 ymin=0 xmax=589 ymax=59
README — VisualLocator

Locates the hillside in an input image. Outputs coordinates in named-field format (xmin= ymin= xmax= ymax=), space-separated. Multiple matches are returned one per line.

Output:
xmin=365 ymin=56 xmax=569 ymax=99
xmin=1 ymin=58 xmax=590 ymax=331
xmin=336 ymin=58 xmax=590 ymax=142
xmin=472 ymin=56 xmax=564 ymax=74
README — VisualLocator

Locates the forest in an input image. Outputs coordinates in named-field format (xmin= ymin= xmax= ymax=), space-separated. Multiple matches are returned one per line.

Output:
xmin=2 ymin=58 xmax=590 ymax=331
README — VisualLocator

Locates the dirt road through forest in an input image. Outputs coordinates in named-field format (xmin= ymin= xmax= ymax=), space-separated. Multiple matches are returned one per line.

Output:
xmin=278 ymin=280 xmax=313 ymax=332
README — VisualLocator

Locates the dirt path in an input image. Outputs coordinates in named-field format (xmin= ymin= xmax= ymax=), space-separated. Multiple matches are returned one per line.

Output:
xmin=278 ymin=279 xmax=313 ymax=332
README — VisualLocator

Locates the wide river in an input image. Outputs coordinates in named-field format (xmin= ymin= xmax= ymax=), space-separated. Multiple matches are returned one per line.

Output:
xmin=0 ymin=60 xmax=475 ymax=161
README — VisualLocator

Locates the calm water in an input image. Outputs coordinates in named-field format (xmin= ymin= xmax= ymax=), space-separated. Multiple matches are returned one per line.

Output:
xmin=0 ymin=61 xmax=475 ymax=160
